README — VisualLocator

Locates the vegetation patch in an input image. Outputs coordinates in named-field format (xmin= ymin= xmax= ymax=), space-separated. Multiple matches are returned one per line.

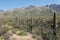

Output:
xmin=17 ymin=31 xmax=27 ymax=36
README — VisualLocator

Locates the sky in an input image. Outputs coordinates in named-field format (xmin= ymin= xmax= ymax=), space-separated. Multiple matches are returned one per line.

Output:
xmin=0 ymin=0 xmax=60 ymax=10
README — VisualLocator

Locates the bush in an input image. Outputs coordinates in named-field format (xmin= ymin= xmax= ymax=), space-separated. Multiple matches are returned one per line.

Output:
xmin=2 ymin=27 xmax=10 ymax=33
xmin=17 ymin=31 xmax=27 ymax=36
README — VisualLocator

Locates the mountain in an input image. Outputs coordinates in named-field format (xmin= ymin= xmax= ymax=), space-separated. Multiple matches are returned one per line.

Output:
xmin=46 ymin=4 xmax=60 ymax=12
xmin=0 ymin=10 xmax=4 ymax=15
xmin=1 ymin=4 xmax=60 ymax=18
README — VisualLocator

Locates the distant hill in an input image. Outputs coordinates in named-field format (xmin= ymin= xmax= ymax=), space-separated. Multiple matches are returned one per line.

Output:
xmin=0 ymin=10 xmax=4 ymax=12
xmin=3 ymin=5 xmax=53 ymax=17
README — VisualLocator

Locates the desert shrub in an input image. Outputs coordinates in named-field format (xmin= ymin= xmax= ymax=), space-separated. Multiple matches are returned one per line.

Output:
xmin=0 ymin=36 xmax=4 ymax=40
xmin=2 ymin=27 xmax=10 ymax=34
xmin=0 ymin=26 xmax=10 ymax=37
xmin=3 ymin=33 xmax=13 ymax=40
xmin=17 ymin=31 xmax=27 ymax=36
xmin=12 ymin=29 xmax=19 ymax=34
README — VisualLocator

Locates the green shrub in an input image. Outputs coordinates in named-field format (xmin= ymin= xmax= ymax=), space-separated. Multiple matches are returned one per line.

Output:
xmin=17 ymin=31 xmax=27 ymax=36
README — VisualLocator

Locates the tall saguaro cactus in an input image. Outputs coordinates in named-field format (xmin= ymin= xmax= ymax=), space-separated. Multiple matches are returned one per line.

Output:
xmin=29 ymin=17 xmax=33 ymax=33
xmin=51 ymin=12 xmax=58 ymax=40
xmin=53 ymin=12 xmax=57 ymax=35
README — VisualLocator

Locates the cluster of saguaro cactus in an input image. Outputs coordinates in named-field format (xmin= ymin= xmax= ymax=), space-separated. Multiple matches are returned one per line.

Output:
xmin=51 ymin=12 xmax=58 ymax=40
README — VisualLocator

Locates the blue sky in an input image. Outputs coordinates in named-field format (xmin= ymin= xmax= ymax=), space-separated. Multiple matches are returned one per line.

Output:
xmin=0 ymin=0 xmax=60 ymax=10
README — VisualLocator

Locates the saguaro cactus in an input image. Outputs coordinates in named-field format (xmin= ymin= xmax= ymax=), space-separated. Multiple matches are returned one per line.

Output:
xmin=51 ymin=12 xmax=58 ymax=40
xmin=29 ymin=17 xmax=33 ymax=33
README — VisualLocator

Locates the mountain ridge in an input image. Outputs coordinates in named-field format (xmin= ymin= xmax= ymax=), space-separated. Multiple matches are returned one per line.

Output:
xmin=0 ymin=4 xmax=60 ymax=18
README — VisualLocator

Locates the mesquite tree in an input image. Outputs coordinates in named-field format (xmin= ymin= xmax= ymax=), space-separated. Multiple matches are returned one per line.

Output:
xmin=14 ymin=16 xmax=21 ymax=29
